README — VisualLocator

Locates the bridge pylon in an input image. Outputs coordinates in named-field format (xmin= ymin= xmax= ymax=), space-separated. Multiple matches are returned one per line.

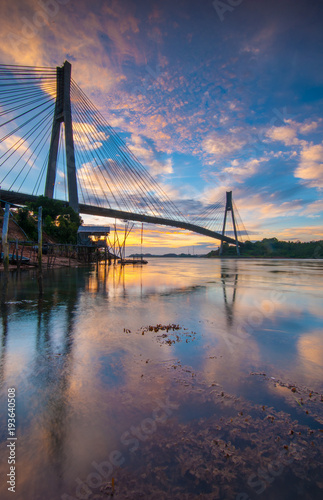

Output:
xmin=219 ymin=191 xmax=240 ymax=256
xmin=45 ymin=61 xmax=79 ymax=212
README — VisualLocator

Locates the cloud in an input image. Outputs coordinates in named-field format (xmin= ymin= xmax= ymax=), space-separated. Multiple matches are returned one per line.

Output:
xmin=226 ymin=192 xmax=306 ymax=234
xmin=202 ymin=131 xmax=246 ymax=157
xmin=275 ymin=225 xmax=323 ymax=241
xmin=99 ymin=1 xmax=141 ymax=63
xmin=295 ymin=143 xmax=323 ymax=188
xmin=266 ymin=124 xmax=300 ymax=146
xmin=0 ymin=133 xmax=36 ymax=190
xmin=298 ymin=330 xmax=323 ymax=373
xmin=242 ymin=197 xmax=304 ymax=221
xmin=1 ymin=0 xmax=322 ymax=249
xmin=201 ymin=185 xmax=228 ymax=206
xmin=265 ymin=119 xmax=323 ymax=188
xmin=127 ymin=134 xmax=173 ymax=177
xmin=265 ymin=119 xmax=322 ymax=147
xmin=300 ymin=199 xmax=323 ymax=217
xmin=77 ymin=160 xmax=144 ymax=210
xmin=77 ymin=154 xmax=176 ymax=219
xmin=0 ymin=134 xmax=30 ymax=157
xmin=222 ymin=157 xmax=268 ymax=181
xmin=217 ymin=188 xmax=323 ymax=243
xmin=73 ymin=122 xmax=107 ymax=150
xmin=299 ymin=120 xmax=320 ymax=135
xmin=0 ymin=0 xmax=139 ymax=94
xmin=240 ymin=25 xmax=276 ymax=57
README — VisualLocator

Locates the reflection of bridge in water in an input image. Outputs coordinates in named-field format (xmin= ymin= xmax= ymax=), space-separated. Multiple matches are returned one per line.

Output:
xmin=0 ymin=261 xmax=241 ymax=482
xmin=0 ymin=62 xmax=248 ymax=251
xmin=221 ymin=261 xmax=239 ymax=329
xmin=0 ymin=269 xmax=82 ymax=480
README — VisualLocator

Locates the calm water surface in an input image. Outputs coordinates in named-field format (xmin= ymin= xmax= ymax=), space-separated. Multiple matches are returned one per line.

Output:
xmin=0 ymin=259 xmax=322 ymax=499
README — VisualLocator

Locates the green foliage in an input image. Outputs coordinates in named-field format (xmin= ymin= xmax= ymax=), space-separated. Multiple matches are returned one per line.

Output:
xmin=15 ymin=207 xmax=38 ymax=241
xmin=16 ymin=196 xmax=83 ymax=244
xmin=241 ymin=238 xmax=323 ymax=258
xmin=208 ymin=238 xmax=323 ymax=259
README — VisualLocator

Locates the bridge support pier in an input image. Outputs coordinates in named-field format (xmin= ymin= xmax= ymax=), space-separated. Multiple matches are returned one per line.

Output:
xmin=219 ymin=191 xmax=240 ymax=256
xmin=1 ymin=203 xmax=10 ymax=273
xmin=45 ymin=61 xmax=79 ymax=212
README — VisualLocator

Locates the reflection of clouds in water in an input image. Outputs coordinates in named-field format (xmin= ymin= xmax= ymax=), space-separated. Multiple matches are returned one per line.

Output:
xmin=298 ymin=330 xmax=323 ymax=366
xmin=297 ymin=330 xmax=323 ymax=383
xmin=1 ymin=260 xmax=323 ymax=498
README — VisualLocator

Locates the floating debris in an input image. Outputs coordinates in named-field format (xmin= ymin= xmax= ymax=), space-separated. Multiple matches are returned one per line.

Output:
xmin=136 ymin=324 xmax=198 ymax=345
xmin=103 ymin=368 xmax=323 ymax=499
xmin=250 ymin=372 xmax=323 ymax=423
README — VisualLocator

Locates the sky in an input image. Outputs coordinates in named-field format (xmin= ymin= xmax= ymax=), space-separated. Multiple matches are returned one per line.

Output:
xmin=1 ymin=0 xmax=323 ymax=254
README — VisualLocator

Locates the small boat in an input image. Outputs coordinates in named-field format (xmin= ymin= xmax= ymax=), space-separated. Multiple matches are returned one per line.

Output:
xmin=0 ymin=253 xmax=30 ymax=264
xmin=118 ymin=258 xmax=148 ymax=265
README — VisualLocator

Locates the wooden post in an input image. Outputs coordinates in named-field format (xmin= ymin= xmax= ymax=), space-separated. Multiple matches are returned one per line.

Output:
xmin=19 ymin=242 xmax=25 ymax=268
xmin=114 ymin=222 xmax=117 ymax=264
xmin=38 ymin=207 xmax=43 ymax=295
xmin=2 ymin=203 xmax=10 ymax=273
xmin=15 ymin=239 xmax=19 ymax=270
xmin=1 ymin=203 xmax=10 ymax=304
xmin=141 ymin=223 xmax=143 ymax=262
xmin=124 ymin=224 xmax=127 ymax=260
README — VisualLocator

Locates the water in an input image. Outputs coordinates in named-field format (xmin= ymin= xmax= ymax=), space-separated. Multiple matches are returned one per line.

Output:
xmin=0 ymin=259 xmax=322 ymax=499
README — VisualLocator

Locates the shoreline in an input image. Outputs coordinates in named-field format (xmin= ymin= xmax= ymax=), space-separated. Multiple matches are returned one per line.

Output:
xmin=0 ymin=256 xmax=82 ymax=272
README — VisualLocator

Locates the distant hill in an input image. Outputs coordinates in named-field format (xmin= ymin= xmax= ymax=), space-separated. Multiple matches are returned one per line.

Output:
xmin=129 ymin=253 xmax=203 ymax=258
xmin=206 ymin=238 xmax=323 ymax=259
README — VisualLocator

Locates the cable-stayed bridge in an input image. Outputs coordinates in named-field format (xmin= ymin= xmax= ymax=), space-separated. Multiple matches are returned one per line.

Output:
xmin=0 ymin=61 xmax=247 ymax=250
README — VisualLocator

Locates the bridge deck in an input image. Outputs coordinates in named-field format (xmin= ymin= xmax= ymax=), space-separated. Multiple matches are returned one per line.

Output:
xmin=0 ymin=190 xmax=242 ymax=246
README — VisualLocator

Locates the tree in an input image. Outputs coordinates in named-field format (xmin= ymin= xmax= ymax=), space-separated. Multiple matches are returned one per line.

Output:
xmin=20 ymin=196 xmax=83 ymax=244
xmin=15 ymin=207 xmax=38 ymax=240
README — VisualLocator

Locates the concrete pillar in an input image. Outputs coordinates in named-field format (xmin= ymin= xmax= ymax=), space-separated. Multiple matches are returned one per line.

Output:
xmin=220 ymin=191 xmax=240 ymax=256
xmin=45 ymin=61 xmax=79 ymax=212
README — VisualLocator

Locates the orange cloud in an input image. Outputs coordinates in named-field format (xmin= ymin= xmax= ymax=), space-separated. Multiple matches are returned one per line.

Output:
xmin=0 ymin=0 xmax=142 ymax=94
xmin=295 ymin=142 xmax=323 ymax=188
xmin=300 ymin=199 xmax=323 ymax=217
xmin=266 ymin=125 xmax=299 ymax=146
xmin=298 ymin=330 xmax=323 ymax=367
xmin=276 ymin=225 xmax=323 ymax=241
xmin=202 ymin=131 xmax=246 ymax=157
xmin=73 ymin=122 xmax=107 ymax=150
xmin=223 ymin=157 xmax=268 ymax=181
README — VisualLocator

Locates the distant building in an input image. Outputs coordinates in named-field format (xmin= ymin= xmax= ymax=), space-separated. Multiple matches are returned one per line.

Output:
xmin=77 ymin=225 xmax=110 ymax=247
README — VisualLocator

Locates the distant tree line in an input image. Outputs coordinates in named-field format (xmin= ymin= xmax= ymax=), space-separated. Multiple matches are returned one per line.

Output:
xmin=207 ymin=238 xmax=323 ymax=259
xmin=15 ymin=196 xmax=82 ymax=244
